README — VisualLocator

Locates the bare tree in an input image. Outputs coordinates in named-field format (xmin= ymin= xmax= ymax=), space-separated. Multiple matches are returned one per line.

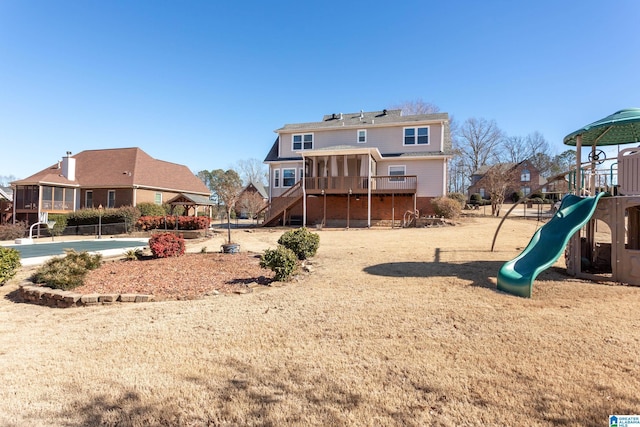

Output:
xmin=391 ymin=98 xmax=440 ymax=115
xmin=525 ymin=131 xmax=553 ymax=177
xmin=237 ymin=191 xmax=266 ymax=223
xmin=0 ymin=175 xmax=17 ymax=186
xmin=483 ymin=164 xmax=518 ymax=217
xmin=236 ymin=158 xmax=268 ymax=186
xmin=209 ymin=169 xmax=243 ymax=244
xmin=457 ymin=117 xmax=505 ymax=177
xmin=502 ymin=136 xmax=528 ymax=163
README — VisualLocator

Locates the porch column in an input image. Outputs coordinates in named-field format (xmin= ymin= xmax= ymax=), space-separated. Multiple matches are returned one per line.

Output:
xmin=576 ymin=135 xmax=582 ymax=195
xmin=367 ymin=154 xmax=371 ymax=227
xmin=302 ymin=154 xmax=307 ymax=226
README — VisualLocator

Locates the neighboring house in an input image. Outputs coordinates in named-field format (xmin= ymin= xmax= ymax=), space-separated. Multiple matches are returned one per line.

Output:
xmin=235 ymin=181 xmax=268 ymax=219
xmin=0 ymin=186 xmax=13 ymax=224
xmin=262 ymin=109 xmax=452 ymax=227
xmin=11 ymin=147 xmax=211 ymax=225
xmin=467 ymin=159 xmax=545 ymax=200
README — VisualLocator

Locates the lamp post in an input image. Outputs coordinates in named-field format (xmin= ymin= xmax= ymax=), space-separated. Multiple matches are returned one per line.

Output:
xmin=98 ymin=204 xmax=103 ymax=239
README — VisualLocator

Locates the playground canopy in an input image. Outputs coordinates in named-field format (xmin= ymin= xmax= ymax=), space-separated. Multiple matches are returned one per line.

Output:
xmin=564 ymin=108 xmax=640 ymax=147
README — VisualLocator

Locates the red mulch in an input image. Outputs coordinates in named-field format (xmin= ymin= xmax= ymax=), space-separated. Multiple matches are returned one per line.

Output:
xmin=75 ymin=252 xmax=274 ymax=300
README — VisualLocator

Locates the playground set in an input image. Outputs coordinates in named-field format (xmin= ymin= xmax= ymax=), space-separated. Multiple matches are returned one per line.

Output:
xmin=496 ymin=108 xmax=640 ymax=297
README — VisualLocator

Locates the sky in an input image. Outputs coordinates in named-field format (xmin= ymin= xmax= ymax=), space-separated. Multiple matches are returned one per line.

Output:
xmin=1 ymin=0 xmax=639 ymax=181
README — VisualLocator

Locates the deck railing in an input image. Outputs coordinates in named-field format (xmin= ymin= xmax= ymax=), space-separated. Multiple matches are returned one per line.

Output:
xmin=257 ymin=181 xmax=303 ymax=224
xmin=304 ymin=175 xmax=417 ymax=194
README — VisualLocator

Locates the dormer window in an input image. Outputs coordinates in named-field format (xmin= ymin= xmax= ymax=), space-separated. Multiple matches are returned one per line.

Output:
xmin=293 ymin=133 xmax=313 ymax=150
xmin=404 ymin=126 xmax=429 ymax=145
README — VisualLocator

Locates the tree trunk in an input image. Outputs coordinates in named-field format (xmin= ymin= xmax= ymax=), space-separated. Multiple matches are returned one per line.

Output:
xmin=227 ymin=208 xmax=232 ymax=243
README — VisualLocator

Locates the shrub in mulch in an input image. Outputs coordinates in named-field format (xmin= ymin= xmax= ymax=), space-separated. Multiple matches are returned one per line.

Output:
xmin=0 ymin=247 xmax=21 ymax=285
xmin=31 ymin=250 xmax=102 ymax=290
xmin=149 ymin=232 xmax=186 ymax=258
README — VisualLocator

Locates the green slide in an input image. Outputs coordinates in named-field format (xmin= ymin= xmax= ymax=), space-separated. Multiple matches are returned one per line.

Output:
xmin=497 ymin=193 xmax=603 ymax=298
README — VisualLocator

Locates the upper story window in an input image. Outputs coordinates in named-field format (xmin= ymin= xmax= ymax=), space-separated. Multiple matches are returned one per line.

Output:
xmin=293 ymin=133 xmax=313 ymax=150
xmin=282 ymin=168 xmax=296 ymax=187
xmin=357 ymin=129 xmax=367 ymax=144
xmin=274 ymin=170 xmax=280 ymax=188
xmin=404 ymin=126 xmax=429 ymax=145
xmin=521 ymin=169 xmax=531 ymax=182
xmin=107 ymin=190 xmax=116 ymax=208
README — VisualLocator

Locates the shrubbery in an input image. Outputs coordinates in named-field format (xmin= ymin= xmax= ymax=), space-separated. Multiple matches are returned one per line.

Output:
xmin=48 ymin=214 xmax=68 ymax=237
xmin=260 ymin=246 xmax=298 ymax=281
xmin=470 ymin=193 xmax=483 ymax=204
xmin=0 ymin=247 xmax=21 ymax=285
xmin=31 ymin=250 xmax=102 ymax=290
xmin=137 ymin=202 xmax=167 ymax=217
xmin=277 ymin=227 xmax=319 ymax=260
xmin=0 ymin=221 xmax=28 ymax=240
xmin=66 ymin=206 xmax=141 ymax=233
xmin=447 ymin=192 xmax=466 ymax=208
xmin=149 ymin=232 xmax=186 ymax=258
xmin=137 ymin=216 xmax=210 ymax=231
xmin=431 ymin=196 xmax=462 ymax=219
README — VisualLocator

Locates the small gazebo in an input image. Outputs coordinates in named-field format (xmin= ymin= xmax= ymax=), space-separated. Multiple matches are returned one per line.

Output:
xmin=166 ymin=193 xmax=216 ymax=217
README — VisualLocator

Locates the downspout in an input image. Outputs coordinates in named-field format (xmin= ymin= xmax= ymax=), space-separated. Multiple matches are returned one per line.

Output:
xmin=367 ymin=153 xmax=371 ymax=227
xmin=302 ymin=154 xmax=307 ymax=226
xmin=440 ymin=120 xmax=445 ymax=152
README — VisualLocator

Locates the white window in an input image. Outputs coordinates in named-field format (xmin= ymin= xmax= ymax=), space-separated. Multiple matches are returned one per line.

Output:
xmin=404 ymin=126 xmax=429 ymax=145
xmin=521 ymin=169 xmax=531 ymax=182
xmin=282 ymin=168 xmax=296 ymax=187
xmin=274 ymin=169 xmax=280 ymax=188
xmin=357 ymin=129 xmax=367 ymax=144
xmin=389 ymin=165 xmax=406 ymax=182
xmin=292 ymin=133 xmax=313 ymax=150
xmin=479 ymin=188 xmax=485 ymax=198
xmin=521 ymin=186 xmax=531 ymax=195
xmin=155 ymin=192 xmax=162 ymax=205
xmin=85 ymin=190 xmax=93 ymax=208
xmin=107 ymin=190 xmax=116 ymax=208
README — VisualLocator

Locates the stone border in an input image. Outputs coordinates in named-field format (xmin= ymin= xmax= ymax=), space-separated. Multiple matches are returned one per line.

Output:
xmin=19 ymin=284 xmax=154 ymax=308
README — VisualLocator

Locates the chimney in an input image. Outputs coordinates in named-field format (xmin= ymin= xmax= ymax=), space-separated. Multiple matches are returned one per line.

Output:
xmin=62 ymin=152 xmax=76 ymax=181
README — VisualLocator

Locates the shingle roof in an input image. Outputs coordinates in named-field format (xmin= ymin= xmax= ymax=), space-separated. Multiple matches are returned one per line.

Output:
xmin=276 ymin=109 xmax=450 ymax=132
xmin=12 ymin=147 xmax=210 ymax=195
xmin=0 ymin=186 xmax=11 ymax=200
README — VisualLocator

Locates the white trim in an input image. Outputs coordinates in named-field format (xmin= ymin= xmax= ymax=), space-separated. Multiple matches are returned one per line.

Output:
xmin=403 ymin=125 xmax=430 ymax=146
xmin=85 ymin=190 xmax=93 ymax=208
xmin=388 ymin=165 xmax=406 ymax=182
xmin=107 ymin=189 xmax=116 ymax=208
xmin=273 ymin=169 xmax=280 ymax=188
xmin=357 ymin=129 xmax=367 ymax=144
xmin=282 ymin=168 xmax=296 ymax=187
xmin=292 ymin=132 xmax=314 ymax=151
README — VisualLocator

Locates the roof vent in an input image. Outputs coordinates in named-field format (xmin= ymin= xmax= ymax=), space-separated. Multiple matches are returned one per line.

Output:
xmin=383 ymin=109 xmax=387 ymax=115
xmin=331 ymin=113 xmax=336 ymax=120
xmin=339 ymin=113 xmax=343 ymax=120
xmin=360 ymin=110 xmax=364 ymax=119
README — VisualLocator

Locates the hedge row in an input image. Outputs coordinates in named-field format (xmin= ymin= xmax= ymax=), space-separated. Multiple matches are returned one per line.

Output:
xmin=136 ymin=215 xmax=211 ymax=231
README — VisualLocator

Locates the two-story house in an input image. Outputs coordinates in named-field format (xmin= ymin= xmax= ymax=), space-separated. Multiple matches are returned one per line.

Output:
xmin=11 ymin=147 xmax=211 ymax=225
xmin=467 ymin=159 xmax=545 ymax=201
xmin=262 ymin=109 xmax=452 ymax=227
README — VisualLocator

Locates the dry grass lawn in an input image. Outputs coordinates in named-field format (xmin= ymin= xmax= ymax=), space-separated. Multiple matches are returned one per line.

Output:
xmin=0 ymin=215 xmax=639 ymax=426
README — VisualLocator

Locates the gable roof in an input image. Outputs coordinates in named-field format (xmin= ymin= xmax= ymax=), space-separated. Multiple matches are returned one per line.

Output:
xmin=266 ymin=110 xmax=453 ymax=162
xmin=276 ymin=109 xmax=449 ymax=132
xmin=0 ymin=186 xmax=11 ymax=201
xmin=12 ymin=148 xmax=210 ymax=195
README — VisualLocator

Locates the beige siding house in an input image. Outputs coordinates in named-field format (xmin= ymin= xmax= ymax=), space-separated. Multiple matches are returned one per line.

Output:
xmin=11 ymin=147 xmax=210 ymax=224
xmin=262 ymin=109 xmax=453 ymax=227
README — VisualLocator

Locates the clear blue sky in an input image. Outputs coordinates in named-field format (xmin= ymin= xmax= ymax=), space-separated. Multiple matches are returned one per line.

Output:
xmin=1 ymin=0 xmax=638 ymax=181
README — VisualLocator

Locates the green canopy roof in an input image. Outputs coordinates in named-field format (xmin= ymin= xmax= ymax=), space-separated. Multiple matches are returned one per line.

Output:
xmin=564 ymin=108 xmax=640 ymax=146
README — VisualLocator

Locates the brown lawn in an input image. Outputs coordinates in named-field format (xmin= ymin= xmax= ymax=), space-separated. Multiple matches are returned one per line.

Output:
xmin=0 ymin=215 xmax=638 ymax=426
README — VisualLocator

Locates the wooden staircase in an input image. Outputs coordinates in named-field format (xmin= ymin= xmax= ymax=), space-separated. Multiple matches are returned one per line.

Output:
xmin=257 ymin=182 xmax=304 ymax=226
